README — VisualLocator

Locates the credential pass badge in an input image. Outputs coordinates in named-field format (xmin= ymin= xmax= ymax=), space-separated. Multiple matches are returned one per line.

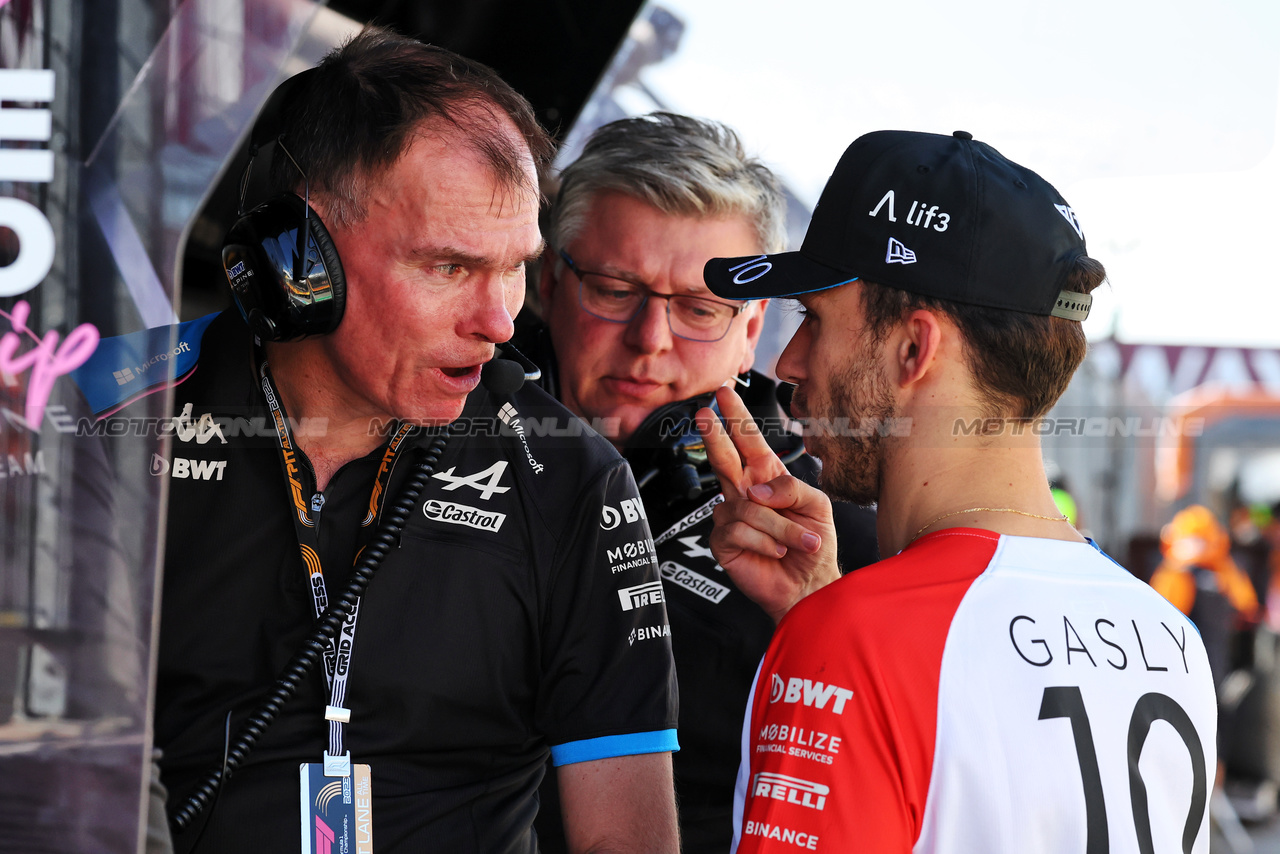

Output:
xmin=300 ymin=762 xmax=373 ymax=854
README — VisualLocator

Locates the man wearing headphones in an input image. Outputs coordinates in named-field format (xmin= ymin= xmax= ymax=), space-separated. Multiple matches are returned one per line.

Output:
xmin=515 ymin=114 xmax=877 ymax=853
xmin=153 ymin=29 xmax=677 ymax=854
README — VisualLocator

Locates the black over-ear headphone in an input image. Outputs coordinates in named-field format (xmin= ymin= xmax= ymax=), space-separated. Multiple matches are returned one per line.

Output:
xmin=221 ymin=69 xmax=346 ymax=342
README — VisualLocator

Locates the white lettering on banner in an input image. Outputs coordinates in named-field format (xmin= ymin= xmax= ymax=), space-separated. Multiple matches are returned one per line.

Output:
xmin=751 ymin=772 xmax=828 ymax=811
xmin=422 ymin=499 xmax=506 ymax=532
xmin=432 ymin=461 xmax=510 ymax=500
xmin=660 ymin=561 xmax=729 ymax=604
xmin=0 ymin=69 xmax=56 ymax=298
xmin=769 ymin=674 xmax=854 ymax=714
xmin=0 ymin=450 xmax=43 ymax=477
xmin=130 ymin=340 xmax=192 ymax=382
xmin=742 ymin=821 xmax=819 ymax=850
xmin=618 ymin=581 xmax=665 ymax=611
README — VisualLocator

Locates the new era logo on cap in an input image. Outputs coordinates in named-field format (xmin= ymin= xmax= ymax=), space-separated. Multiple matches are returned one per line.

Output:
xmin=703 ymin=130 xmax=1090 ymax=321
xmin=885 ymin=237 xmax=917 ymax=265
xmin=1055 ymin=204 xmax=1084 ymax=240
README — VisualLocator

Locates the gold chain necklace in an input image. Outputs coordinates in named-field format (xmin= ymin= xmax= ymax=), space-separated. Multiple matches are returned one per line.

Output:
xmin=910 ymin=506 xmax=1069 ymax=544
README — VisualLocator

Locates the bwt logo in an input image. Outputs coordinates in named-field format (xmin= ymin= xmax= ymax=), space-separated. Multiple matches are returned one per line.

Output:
xmin=150 ymin=454 xmax=227 ymax=481
xmin=751 ymin=772 xmax=829 ymax=811
xmin=769 ymin=674 xmax=854 ymax=714
xmin=600 ymin=497 xmax=647 ymax=530
xmin=618 ymin=581 xmax=664 ymax=611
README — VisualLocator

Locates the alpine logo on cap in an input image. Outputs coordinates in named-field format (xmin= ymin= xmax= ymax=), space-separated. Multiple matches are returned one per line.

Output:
xmin=1054 ymin=204 xmax=1084 ymax=240
xmin=885 ymin=237 xmax=917 ymax=265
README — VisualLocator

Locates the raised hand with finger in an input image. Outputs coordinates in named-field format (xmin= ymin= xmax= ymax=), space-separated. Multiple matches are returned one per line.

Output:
xmin=695 ymin=385 xmax=841 ymax=622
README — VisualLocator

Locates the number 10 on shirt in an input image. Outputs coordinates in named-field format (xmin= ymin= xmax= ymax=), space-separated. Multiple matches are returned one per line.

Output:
xmin=1039 ymin=686 xmax=1208 ymax=854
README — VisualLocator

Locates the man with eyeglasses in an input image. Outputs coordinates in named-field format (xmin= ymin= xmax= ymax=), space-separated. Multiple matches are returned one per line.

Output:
xmin=514 ymin=113 xmax=878 ymax=854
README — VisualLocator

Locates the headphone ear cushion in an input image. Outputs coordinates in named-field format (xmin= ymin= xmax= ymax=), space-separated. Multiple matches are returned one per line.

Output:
xmin=222 ymin=193 xmax=346 ymax=340
xmin=304 ymin=206 xmax=346 ymax=326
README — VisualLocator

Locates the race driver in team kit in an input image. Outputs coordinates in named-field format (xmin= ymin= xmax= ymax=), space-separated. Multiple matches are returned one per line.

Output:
xmin=696 ymin=130 xmax=1218 ymax=852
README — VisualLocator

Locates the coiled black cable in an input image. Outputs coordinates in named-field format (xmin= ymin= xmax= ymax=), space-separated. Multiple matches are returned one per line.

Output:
xmin=170 ymin=433 xmax=449 ymax=835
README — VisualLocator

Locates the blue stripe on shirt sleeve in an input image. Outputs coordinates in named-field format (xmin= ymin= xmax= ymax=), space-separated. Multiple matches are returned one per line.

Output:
xmin=550 ymin=729 xmax=679 ymax=766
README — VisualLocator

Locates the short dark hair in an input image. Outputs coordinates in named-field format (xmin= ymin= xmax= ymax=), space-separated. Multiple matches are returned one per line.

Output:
xmin=268 ymin=26 xmax=554 ymax=226
xmin=859 ymin=255 xmax=1107 ymax=419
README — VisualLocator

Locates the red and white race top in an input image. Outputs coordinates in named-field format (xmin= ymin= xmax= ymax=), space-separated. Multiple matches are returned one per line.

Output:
xmin=732 ymin=529 xmax=1217 ymax=854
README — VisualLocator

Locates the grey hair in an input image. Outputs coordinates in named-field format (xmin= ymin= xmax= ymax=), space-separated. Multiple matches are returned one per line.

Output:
xmin=548 ymin=112 xmax=787 ymax=254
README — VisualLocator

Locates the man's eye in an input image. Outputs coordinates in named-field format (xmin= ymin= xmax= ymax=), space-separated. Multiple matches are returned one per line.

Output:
xmin=595 ymin=284 xmax=637 ymax=302
xmin=435 ymin=264 xmax=463 ymax=276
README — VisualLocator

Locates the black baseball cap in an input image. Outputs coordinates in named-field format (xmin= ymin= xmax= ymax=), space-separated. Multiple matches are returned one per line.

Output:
xmin=705 ymin=130 xmax=1091 ymax=320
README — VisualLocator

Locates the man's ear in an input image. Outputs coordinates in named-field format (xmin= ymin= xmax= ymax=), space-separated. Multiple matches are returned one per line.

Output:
xmin=738 ymin=299 xmax=769 ymax=374
xmin=894 ymin=308 xmax=943 ymax=388
xmin=537 ymin=247 xmax=559 ymax=310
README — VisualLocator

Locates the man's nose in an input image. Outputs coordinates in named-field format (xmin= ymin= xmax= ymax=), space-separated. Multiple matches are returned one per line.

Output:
xmin=468 ymin=273 xmax=518 ymax=343
xmin=776 ymin=323 xmax=810 ymax=385
xmin=623 ymin=296 xmax=674 ymax=353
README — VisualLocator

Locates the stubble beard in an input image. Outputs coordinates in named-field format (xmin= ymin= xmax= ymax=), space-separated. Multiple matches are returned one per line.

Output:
xmin=798 ymin=354 xmax=897 ymax=508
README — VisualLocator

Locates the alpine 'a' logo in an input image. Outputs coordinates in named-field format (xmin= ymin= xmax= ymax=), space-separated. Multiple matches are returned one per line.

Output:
xmin=885 ymin=237 xmax=916 ymax=265
xmin=432 ymin=460 xmax=510 ymax=500
xmin=1055 ymin=203 xmax=1085 ymax=240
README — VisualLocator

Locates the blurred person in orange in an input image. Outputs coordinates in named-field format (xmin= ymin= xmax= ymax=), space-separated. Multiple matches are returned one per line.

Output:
xmin=1151 ymin=504 xmax=1259 ymax=638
